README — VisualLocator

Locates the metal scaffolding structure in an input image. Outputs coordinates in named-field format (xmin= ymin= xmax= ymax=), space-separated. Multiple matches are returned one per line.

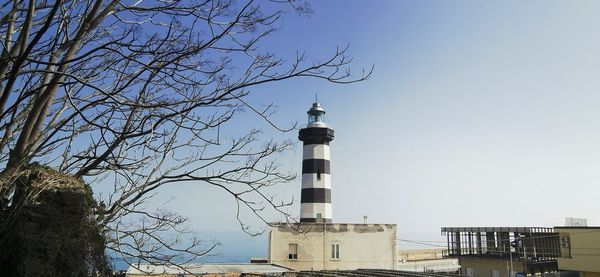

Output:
xmin=441 ymin=227 xmax=561 ymax=275
xmin=441 ymin=227 xmax=560 ymax=261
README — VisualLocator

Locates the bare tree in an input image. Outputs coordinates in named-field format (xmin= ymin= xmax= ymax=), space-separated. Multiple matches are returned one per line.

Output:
xmin=0 ymin=0 xmax=371 ymax=274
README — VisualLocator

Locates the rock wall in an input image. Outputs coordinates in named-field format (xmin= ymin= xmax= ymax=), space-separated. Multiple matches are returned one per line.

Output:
xmin=0 ymin=165 xmax=108 ymax=277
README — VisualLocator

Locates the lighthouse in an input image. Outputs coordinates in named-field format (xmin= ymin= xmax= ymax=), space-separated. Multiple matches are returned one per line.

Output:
xmin=267 ymin=101 xmax=398 ymax=271
xmin=298 ymin=102 xmax=334 ymax=223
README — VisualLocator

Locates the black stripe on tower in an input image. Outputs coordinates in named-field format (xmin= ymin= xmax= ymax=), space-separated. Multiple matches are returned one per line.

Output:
xmin=298 ymin=127 xmax=334 ymax=145
xmin=302 ymin=139 xmax=330 ymax=146
xmin=300 ymin=218 xmax=333 ymax=223
xmin=302 ymin=159 xmax=330 ymax=174
xmin=301 ymin=188 xmax=331 ymax=203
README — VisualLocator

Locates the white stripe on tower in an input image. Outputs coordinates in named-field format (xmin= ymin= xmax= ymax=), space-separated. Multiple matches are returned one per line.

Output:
xmin=301 ymin=174 xmax=331 ymax=189
xmin=303 ymin=144 xmax=330 ymax=160
xmin=300 ymin=203 xmax=332 ymax=219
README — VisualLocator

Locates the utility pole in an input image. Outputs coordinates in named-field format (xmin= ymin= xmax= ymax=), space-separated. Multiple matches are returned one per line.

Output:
xmin=509 ymin=248 xmax=514 ymax=277
xmin=509 ymin=235 xmax=525 ymax=277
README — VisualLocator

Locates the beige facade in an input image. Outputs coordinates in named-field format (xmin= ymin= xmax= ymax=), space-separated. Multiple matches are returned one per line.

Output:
xmin=458 ymin=257 xmax=524 ymax=277
xmin=556 ymin=227 xmax=600 ymax=277
xmin=268 ymin=223 xmax=397 ymax=271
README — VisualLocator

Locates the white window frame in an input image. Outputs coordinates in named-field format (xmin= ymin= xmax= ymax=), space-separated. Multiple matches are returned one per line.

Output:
xmin=288 ymin=243 xmax=298 ymax=260
xmin=331 ymin=242 xmax=340 ymax=260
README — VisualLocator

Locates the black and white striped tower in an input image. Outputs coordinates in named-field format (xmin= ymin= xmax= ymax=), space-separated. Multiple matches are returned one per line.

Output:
xmin=298 ymin=102 xmax=334 ymax=223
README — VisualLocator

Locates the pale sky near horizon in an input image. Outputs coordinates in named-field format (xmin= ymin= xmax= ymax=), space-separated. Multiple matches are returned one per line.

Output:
xmin=142 ymin=0 xmax=600 ymax=258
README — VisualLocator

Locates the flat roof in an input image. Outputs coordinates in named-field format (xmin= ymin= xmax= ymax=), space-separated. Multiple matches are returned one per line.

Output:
xmin=270 ymin=222 xmax=397 ymax=225
xmin=441 ymin=227 xmax=554 ymax=233
xmin=126 ymin=263 xmax=291 ymax=275
xmin=554 ymin=226 xmax=600 ymax=229
xmin=297 ymin=269 xmax=460 ymax=277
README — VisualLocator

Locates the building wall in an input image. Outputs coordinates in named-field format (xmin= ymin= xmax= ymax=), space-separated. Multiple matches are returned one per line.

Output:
xmin=398 ymin=249 xmax=445 ymax=262
xmin=397 ymin=259 xmax=460 ymax=273
xmin=556 ymin=227 xmax=600 ymax=274
xmin=397 ymin=249 xmax=460 ymax=273
xmin=458 ymin=257 xmax=525 ymax=277
xmin=268 ymin=223 xmax=397 ymax=271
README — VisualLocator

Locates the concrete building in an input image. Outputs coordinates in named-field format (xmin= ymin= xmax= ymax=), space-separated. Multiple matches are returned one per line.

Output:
xmin=268 ymin=223 xmax=398 ymax=271
xmin=267 ymin=102 xmax=398 ymax=271
xmin=555 ymin=226 xmax=600 ymax=277
xmin=442 ymin=227 xmax=561 ymax=277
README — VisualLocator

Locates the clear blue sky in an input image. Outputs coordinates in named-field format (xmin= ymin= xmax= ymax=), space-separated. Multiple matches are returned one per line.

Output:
xmin=144 ymin=0 xmax=600 ymax=259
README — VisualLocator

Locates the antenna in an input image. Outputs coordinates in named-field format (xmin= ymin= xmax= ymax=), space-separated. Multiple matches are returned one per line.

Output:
xmin=315 ymin=93 xmax=318 ymax=103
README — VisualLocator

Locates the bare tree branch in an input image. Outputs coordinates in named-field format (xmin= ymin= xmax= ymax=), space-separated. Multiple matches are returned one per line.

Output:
xmin=0 ymin=0 xmax=371 ymax=272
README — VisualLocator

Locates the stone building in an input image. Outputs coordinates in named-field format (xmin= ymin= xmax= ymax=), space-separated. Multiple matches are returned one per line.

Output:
xmin=268 ymin=223 xmax=398 ymax=271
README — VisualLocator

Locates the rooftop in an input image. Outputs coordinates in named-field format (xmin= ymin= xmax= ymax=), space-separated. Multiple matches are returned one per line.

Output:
xmin=126 ymin=263 xmax=291 ymax=276
xmin=554 ymin=226 xmax=600 ymax=229
xmin=441 ymin=226 xmax=554 ymax=233
xmin=294 ymin=269 xmax=461 ymax=277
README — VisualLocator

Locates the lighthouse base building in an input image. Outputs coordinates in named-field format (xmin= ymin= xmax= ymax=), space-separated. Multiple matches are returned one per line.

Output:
xmin=267 ymin=223 xmax=398 ymax=271
xmin=267 ymin=102 xmax=398 ymax=271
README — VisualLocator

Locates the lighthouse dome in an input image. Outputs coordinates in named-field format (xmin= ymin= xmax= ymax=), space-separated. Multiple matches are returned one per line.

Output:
xmin=307 ymin=102 xmax=327 ymax=127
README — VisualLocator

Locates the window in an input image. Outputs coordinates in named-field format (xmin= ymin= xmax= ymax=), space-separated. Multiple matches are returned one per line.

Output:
xmin=491 ymin=269 xmax=500 ymax=277
xmin=331 ymin=242 xmax=340 ymax=260
xmin=317 ymin=168 xmax=321 ymax=180
xmin=288 ymin=243 xmax=298 ymax=260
